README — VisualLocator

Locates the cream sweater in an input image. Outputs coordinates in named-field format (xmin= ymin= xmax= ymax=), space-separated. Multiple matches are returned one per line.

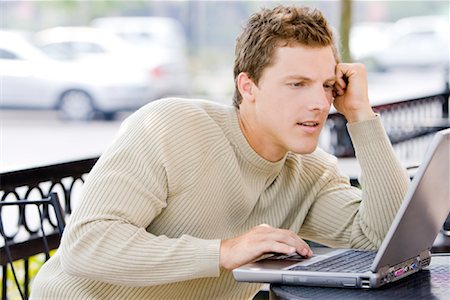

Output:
xmin=31 ymin=98 xmax=409 ymax=299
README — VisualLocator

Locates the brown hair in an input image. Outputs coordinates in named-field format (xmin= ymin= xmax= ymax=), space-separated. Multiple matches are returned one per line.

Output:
xmin=233 ymin=5 xmax=339 ymax=108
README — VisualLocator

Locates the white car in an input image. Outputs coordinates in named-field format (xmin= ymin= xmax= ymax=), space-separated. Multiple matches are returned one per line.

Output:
xmin=34 ymin=26 xmax=190 ymax=101
xmin=357 ymin=16 xmax=449 ymax=71
xmin=350 ymin=22 xmax=392 ymax=61
xmin=0 ymin=30 xmax=154 ymax=120
xmin=90 ymin=16 xmax=187 ymax=56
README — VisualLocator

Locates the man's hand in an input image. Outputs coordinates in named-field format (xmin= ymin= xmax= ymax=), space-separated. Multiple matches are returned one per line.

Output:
xmin=333 ymin=63 xmax=376 ymax=123
xmin=219 ymin=224 xmax=313 ymax=270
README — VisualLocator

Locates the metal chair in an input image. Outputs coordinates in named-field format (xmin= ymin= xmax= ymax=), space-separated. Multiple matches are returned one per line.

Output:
xmin=0 ymin=193 xmax=65 ymax=300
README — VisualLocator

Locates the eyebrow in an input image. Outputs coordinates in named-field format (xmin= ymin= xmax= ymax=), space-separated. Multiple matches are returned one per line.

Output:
xmin=284 ymin=75 xmax=312 ymax=81
xmin=284 ymin=75 xmax=336 ymax=83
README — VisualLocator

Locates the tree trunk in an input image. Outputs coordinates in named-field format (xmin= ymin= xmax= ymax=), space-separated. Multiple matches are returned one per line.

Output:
xmin=340 ymin=0 xmax=353 ymax=63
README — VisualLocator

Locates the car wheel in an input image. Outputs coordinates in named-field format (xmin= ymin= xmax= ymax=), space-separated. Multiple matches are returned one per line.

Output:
xmin=58 ymin=90 xmax=96 ymax=121
xmin=102 ymin=111 xmax=117 ymax=121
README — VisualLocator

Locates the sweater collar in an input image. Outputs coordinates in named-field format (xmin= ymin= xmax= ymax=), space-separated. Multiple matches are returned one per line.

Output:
xmin=227 ymin=107 xmax=287 ymax=174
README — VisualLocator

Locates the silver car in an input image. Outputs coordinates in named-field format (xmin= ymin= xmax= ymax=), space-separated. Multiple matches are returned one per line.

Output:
xmin=34 ymin=26 xmax=191 ymax=104
xmin=0 ymin=30 xmax=155 ymax=120
xmin=357 ymin=16 xmax=449 ymax=71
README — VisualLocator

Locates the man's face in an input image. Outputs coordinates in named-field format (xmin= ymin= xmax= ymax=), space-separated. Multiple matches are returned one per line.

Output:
xmin=250 ymin=45 xmax=336 ymax=160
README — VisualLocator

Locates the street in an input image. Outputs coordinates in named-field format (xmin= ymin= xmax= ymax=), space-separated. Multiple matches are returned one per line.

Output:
xmin=0 ymin=109 xmax=129 ymax=172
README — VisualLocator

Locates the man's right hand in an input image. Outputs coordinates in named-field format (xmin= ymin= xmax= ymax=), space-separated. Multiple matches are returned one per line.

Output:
xmin=219 ymin=224 xmax=313 ymax=270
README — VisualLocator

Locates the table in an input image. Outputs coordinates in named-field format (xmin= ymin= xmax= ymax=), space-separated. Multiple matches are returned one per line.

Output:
xmin=270 ymin=254 xmax=450 ymax=300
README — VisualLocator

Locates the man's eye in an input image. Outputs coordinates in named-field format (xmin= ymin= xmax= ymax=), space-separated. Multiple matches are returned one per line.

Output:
xmin=324 ymin=84 xmax=334 ymax=90
xmin=289 ymin=82 xmax=304 ymax=87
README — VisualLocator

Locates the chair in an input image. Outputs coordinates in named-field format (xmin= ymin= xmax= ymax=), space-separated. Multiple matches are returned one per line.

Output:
xmin=0 ymin=193 xmax=65 ymax=300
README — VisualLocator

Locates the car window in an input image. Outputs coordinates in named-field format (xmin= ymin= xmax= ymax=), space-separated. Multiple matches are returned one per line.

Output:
xmin=40 ymin=41 xmax=107 ymax=60
xmin=117 ymin=32 xmax=157 ymax=46
xmin=70 ymin=42 xmax=106 ymax=54
xmin=39 ymin=43 xmax=74 ymax=60
xmin=394 ymin=31 xmax=441 ymax=50
xmin=0 ymin=48 xmax=19 ymax=60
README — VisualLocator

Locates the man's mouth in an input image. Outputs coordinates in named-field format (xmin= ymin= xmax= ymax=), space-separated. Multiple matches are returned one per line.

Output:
xmin=298 ymin=122 xmax=319 ymax=127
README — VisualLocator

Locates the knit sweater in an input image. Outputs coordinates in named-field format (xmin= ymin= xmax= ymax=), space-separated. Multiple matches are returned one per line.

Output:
xmin=31 ymin=98 xmax=409 ymax=299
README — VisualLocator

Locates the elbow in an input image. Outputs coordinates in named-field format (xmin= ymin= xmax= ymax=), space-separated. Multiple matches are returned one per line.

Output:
xmin=59 ymin=246 xmax=83 ymax=277
xmin=350 ymin=219 xmax=383 ymax=250
xmin=58 ymin=226 xmax=99 ymax=278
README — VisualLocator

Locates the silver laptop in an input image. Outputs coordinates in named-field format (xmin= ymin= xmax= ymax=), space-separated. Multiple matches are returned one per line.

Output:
xmin=233 ymin=128 xmax=450 ymax=289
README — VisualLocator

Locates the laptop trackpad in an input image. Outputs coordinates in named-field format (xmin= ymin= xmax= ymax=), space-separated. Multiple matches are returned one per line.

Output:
xmin=260 ymin=248 xmax=345 ymax=269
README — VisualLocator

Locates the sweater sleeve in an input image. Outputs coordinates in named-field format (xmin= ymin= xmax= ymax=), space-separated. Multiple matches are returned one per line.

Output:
xmin=59 ymin=101 xmax=221 ymax=287
xmin=299 ymin=115 xmax=410 ymax=249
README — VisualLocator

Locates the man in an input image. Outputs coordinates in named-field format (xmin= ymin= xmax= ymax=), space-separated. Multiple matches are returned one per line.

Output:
xmin=32 ymin=5 xmax=409 ymax=300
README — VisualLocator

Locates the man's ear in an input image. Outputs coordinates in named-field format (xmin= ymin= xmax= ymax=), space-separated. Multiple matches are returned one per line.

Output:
xmin=236 ymin=72 xmax=256 ymax=103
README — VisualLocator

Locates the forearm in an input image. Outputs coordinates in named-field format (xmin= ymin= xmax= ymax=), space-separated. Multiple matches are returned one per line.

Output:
xmin=58 ymin=136 xmax=221 ymax=285
xmin=347 ymin=115 xmax=410 ymax=248
xmin=60 ymin=218 xmax=220 ymax=286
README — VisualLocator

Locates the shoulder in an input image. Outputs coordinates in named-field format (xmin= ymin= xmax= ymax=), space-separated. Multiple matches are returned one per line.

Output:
xmin=116 ymin=98 xmax=233 ymax=155
xmin=140 ymin=97 xmax=229 ymax=118
xmin=125 ymin=98 xmax=230 ymax=130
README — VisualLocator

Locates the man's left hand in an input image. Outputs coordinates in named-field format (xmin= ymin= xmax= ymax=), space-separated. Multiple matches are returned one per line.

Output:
xmin=333 ymin=63 xmax=376 ymax=123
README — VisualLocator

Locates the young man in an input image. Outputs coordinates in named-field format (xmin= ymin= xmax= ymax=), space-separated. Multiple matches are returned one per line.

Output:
xmin=32 ymin=5 xmax=409 ymax=300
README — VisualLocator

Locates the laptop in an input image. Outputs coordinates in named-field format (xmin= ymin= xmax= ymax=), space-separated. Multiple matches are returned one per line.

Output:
xmin=233 ymin=128 xmax=450 ymax=289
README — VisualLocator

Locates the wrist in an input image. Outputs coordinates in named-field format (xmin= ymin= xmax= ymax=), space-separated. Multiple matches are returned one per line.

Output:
xmin=345 ymin=107 xmax=376 ymax=123
xmin=219 ymin=240 xmax=231 ymax=270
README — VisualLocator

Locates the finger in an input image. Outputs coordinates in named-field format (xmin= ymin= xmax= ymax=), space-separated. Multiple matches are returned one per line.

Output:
xmin=335 ymin=65 xmax=348 ymax=90
xmin=252 ymin=237 xmax=295 ymax=256
xmin=297 ymin=246 xmax=313 ymax=257
xmin=253 ymin=226 xmax=314 ymax=257
xmin=267 ymin=241 xmax=297 ymax=255
xmin=258 ymin=223 xmax=271 ymax=228
xmin=293 ymin=241 xmax=313 ymax=257
xmin=269 ymin=229 xmax=313 ymax=257
xmin=282 ymin=230 xmax=313 ymax=257
xmin=333 ymin=85 xmax=344 ymax=97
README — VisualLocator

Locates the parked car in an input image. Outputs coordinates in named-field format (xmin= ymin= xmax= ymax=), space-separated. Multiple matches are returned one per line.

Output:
xmin=34 ymin=26 xmax=190 ymax=100
xmin=33 ymin=26 xmax=132 ymax=61
xmin=357 ymin=16 xmax=449 ymax=71
xmin=350 ymin=22 xmax=392 ymax=61
xmin=0 ymin=30 xmax=155 ymax=120
xmin=90 ymin=16 xmax=187 ymax=55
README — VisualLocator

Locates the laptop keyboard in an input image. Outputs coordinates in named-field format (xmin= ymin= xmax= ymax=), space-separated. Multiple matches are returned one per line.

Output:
xmin=289 ymin=249 xmax=376 ymax=273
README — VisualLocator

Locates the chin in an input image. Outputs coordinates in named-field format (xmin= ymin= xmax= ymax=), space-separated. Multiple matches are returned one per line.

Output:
xmin=288 ymin=134 xmax=320 ymax=154
xmin=291 ymin=144 xmax=318 ymax=155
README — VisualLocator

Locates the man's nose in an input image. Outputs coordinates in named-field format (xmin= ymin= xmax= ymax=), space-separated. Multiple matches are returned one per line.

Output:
xmin=309 ymin=86 xmax=331 ymax=111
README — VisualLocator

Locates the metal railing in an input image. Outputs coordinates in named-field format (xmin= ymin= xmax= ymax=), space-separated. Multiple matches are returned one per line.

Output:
xmin=1 ymin=158 xmax=97 ymax=299
xmin=321 ymin=92 xmax=450 ymax=158
xmin=1 ymin=157 xmax=98 ymax=215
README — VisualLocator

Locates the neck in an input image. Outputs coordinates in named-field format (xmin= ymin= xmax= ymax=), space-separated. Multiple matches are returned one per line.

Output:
xmin=237 ymin=108 xmax=286 ymax=162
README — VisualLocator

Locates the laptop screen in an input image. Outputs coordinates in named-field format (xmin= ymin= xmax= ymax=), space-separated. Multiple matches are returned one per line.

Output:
xmin=371 ymin=129 xmax=450 ymax=271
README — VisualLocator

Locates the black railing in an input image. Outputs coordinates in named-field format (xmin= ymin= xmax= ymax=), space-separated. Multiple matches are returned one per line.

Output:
xmin=1 ymin=157 xmax=97 ymax=299
xmin=322 ymin=92 xmax=450 ymax=158
xmin=1 ymin=157 xmax=98 ymax=215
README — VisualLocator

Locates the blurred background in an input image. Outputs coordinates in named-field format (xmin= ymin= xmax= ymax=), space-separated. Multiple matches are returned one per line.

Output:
xmin=1 ymin=0 xmax=449 ymax=171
